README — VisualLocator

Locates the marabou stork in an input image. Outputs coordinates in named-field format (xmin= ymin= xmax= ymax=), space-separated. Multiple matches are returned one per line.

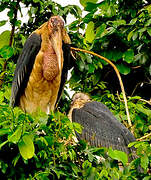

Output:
xmin=10 ymin=16 xmax=73 ymax=114
xmin=68 ymin=93 xmax=136 ymax=155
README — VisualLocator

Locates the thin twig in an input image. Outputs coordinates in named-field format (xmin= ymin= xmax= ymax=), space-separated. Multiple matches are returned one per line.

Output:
xmin=117 ymin=91 xmax=124 ymax=102
xmin=71 ymin=47 xmax=132 ymax=128
xmin=137 ymin=132 xmax=151 ymax=141
xmin=139 ymin=98 xmax=151 ymax=105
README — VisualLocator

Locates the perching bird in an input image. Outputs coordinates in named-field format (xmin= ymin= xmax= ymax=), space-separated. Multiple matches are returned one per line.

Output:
xmin=10 ymin=16 xmax=73 ymax=114
xmin=68 ymin=93 xmax=136 ymax=155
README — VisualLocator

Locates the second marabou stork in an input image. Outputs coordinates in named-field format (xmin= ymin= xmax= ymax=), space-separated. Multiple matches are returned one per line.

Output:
xmin=68 ymin=93 xmax=136 ymax=156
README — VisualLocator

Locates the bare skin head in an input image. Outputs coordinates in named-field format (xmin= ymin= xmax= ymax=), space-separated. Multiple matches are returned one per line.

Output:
xmin=71 ymin=92 xmax=90 ymax=105
xmin=48 ymin=16 xmax=64 ymax=33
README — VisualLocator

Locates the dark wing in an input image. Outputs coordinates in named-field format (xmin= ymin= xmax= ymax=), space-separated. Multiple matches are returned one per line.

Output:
xmin=72 ymin=101 xmax=136 ymax=154
xmin=10 ymin=33 xmax=42 ymax=107
xmin=55 ymin=43 xmax=75 ymax=107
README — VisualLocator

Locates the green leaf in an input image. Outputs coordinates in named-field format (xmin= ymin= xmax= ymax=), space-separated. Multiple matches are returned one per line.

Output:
xmin=88 ymin=63 xmax=95 ymax=73
xmin=86 ymin=54 xmax=92 ymax=63
xmin=8 ymin=126 xmax=22 ymax=144
xmin=85 ymin=2 xmax=99 ymax=11
xmin=100 ymin=169 xmax=108 ymax=178
xmin=129 ymin=18 xmax=137 ymax=25
xmin=0 ymin=31 xmax=11 ymax=49
xmin=136 ymin=104 xmax=151 ymax=116
xmin=0 ymin=45 xmax=14 ymax=59
xmin=7 ymin=9 xmax=14 ymax=18
xmin=18 ymin=134 xmax=35 ymax=160
xmin=147 ymin=27 xmax=151 ymax=36
xmin=0 ymin=140 xmax=9 ymax=149
xmin=109 ymin=19 xmax=126 ymax=27
xmin=80 ymin=0 xmax=98 ymax=7
xmin=143 ymin=176 xmax=151 ymax=180
xmin=15 ymin=20 xmax=21 ymax=27
xmin=106 ymin=27 xmax=116 ymax=35
xmin=0 ymin=128 xmax=11 ymax=136
xmin=116 ymin=64 xmax=131 ymax=75
xmin=0 ymin=20 xmax=7 ymax=27
xmin=79 ymin=60 xmax=85 ymax=71
xmin=96 ymin=24 xmax=107 ymax=38
xmin=73 ymin=122 xmax=83 ymax=134
xmin=132 ymin=31 xmax=138 ymax=41
xmin=82 ymin=160 xmax=92 ymax=169
xmin=85 ymin=21 xmax=95 ymax=43
xmin=112 ymin=50 xmax=123 ymax=61
xmin=138 ymin=27 xmax=146 ymax=33
xmin=33 ymin=0 xmax=39 ymax=2
xmin=123 ymin=49 xmax=134 ymax=63
xmin=71 ymin=163 xmax=80 ymax=175
xmin=141 ymin=154 xmax=149 ymax=170
xmin=12 ymin=154 xmax=20 ymax=166
xmin=127 ymin=30 xmax=135 ymax=41
xmin=108 ymin=148 xmax=128 ymax=165
xmin=88 ymin=151 xmax=94 ymax=162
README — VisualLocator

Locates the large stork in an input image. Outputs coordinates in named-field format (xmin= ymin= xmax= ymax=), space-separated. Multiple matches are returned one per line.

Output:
xmin=68 ymin=93 xmax=136 ymax=155
xmin=10 ymin=16 xmax=72 ymax=114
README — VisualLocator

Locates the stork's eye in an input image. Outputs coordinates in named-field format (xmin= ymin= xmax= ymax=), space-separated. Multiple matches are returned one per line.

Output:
xmin=51 ymin=18 xmax=58 ymax=27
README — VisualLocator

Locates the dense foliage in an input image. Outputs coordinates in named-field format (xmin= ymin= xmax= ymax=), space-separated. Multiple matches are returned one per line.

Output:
xmin=0 ymin=0 xmax=151 ymax=179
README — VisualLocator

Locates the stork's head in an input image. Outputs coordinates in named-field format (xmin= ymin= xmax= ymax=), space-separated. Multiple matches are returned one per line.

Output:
xmin=48 ymin=16 xmax=64 ymax=33
xmin=71 ymin=92 xmax=91 ymax=107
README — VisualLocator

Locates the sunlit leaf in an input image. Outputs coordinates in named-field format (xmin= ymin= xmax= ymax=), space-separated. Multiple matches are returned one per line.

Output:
xmin=73 ymin=122 xmax=83 ymax=134
xmin=0 ymin=128 xmax=11 ymax=136
xmin=108 ymin=148 xmax=128 ymax=165
xmin=85 ymin=21 xmax=95 ymax=43
xmin=132 ymin=31 xmax=138 ymax=41
xmin=18 ymin=134 xmax=35 ymax=160
xmin=127 ymin=30 xmax=135 ymax=41
xmin=136 ymin=104 xmax=151 ymax=116
xmin=0 ymin=31 xmax=10 ymax=49
xmin=109 ymin=19 xmax=126 ymax=27
xmin=80 ymin=0 xmax=98 ymax=7
xmin=82 ymin=160 xmax=92 ymax=169
xmin=141 ymin=154 xmax=149 ymax=170
xmin=129 ymin=18 xmax=137 ymax=25
xmin=96 ymin=24 xmax=107 ymax=38
xmin=138 ymin=27 xmax=146 ymax=33
xmin=8 ymin=126 xmax=22 ymax=144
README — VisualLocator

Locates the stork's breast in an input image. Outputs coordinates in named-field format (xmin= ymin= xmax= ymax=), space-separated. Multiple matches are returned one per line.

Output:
xmin=43 ymin=44 xmax=59 ymax=81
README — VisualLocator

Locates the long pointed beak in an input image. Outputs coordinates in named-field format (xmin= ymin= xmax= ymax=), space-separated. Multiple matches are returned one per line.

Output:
xmin=49 ymin=16 xmax=71 ymax=72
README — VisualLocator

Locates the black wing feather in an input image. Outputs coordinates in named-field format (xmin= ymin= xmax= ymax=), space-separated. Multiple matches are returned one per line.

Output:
xmin=10 ymin=33 xmax=42 ymax=107
xmin=72 ymin=101 xmax=135 ymax=154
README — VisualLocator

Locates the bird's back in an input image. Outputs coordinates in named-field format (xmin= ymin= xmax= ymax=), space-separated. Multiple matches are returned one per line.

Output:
xmin=72 ymin=101 xmax=135 ymax=154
